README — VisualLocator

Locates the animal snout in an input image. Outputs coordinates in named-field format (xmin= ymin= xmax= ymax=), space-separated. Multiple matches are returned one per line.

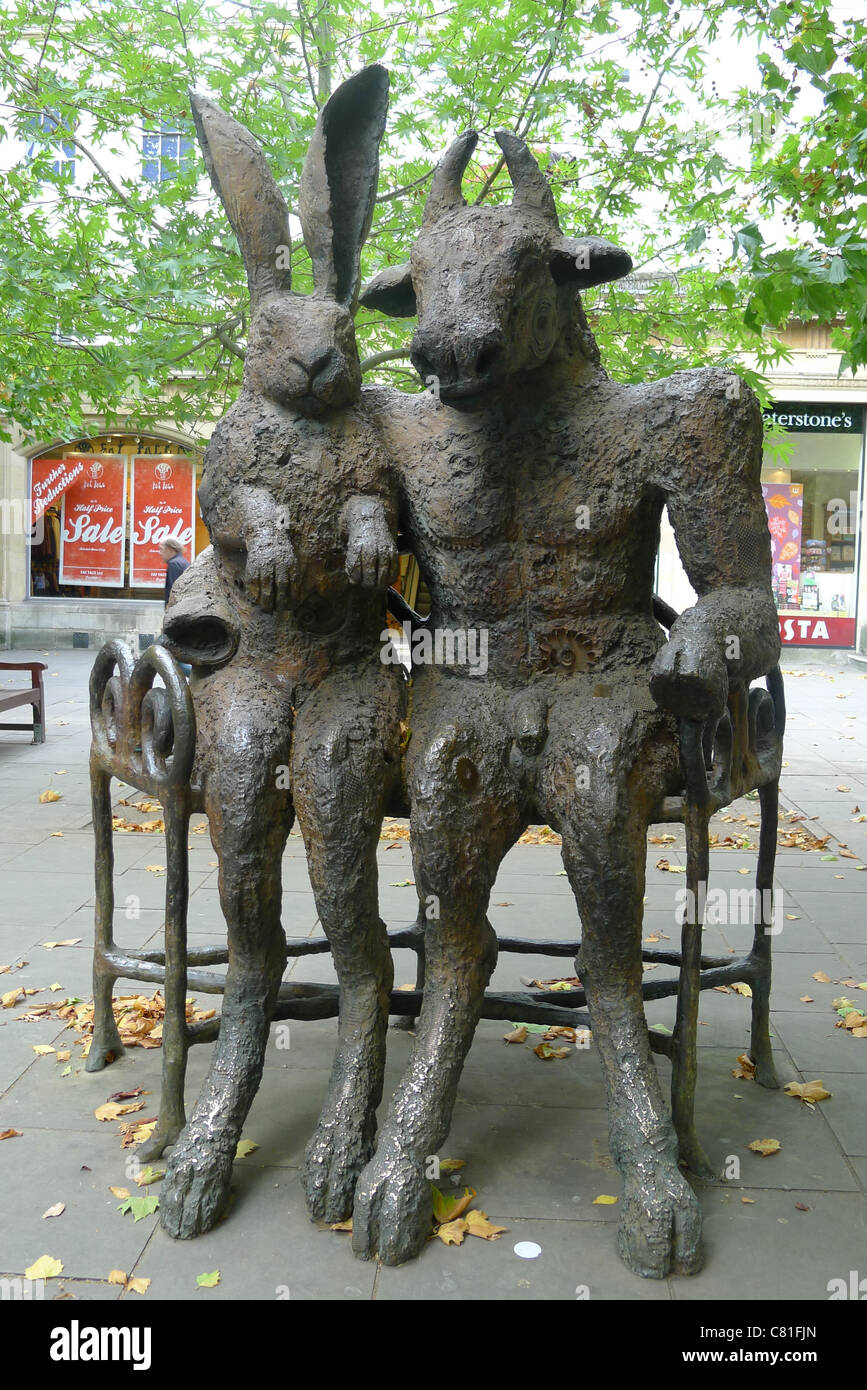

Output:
xmin=411 ymin=328 xmax=505 ymax=398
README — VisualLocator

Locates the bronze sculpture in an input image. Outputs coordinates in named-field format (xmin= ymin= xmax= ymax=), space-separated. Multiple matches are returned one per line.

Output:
xmin=156 ymin=65 xmax=407 ymax=1238
xmin=88 ymin=70 xmax=782 ymax=1278
xmin=350 ymin=128 xmax=780 ymax=1276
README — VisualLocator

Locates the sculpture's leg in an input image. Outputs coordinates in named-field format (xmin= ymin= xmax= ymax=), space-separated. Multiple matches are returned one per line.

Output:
xmin=352 ymin=679 xmax=524 ymax=1264
xmin=292 ymin=665 xmax=405 ymax=1223
xmin=750 ymin=778 xmax=780 ymax=1088
xmin=541 ymin=695 xmax=703 ymax=1279
xmin=160 ymin=675 xmax=294 ymax=1239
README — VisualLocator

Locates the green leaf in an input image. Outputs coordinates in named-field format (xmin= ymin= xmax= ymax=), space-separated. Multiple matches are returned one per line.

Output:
xmin=118 ymin=1196 xmax=159 ymax=1222
xmin=196 ymin=1270 xmax=221 ymax=1288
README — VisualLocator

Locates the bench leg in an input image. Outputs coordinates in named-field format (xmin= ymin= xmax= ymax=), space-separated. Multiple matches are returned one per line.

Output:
xmin=86 ymin=764 xmax=126 ymax=1071
xmin=140 ymin=787 xmax=191 ymax=1159
xmin=671 ymin=801 xmax=716 ymax=1180
xmin=749 ymin=780 xmax=780 ymax=1089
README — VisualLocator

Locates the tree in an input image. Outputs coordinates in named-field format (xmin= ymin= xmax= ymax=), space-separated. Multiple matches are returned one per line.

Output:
xmin=0 ymin=0 xmax=863 ymax=447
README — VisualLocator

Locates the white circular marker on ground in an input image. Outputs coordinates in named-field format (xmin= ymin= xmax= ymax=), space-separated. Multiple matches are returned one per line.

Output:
xmin=514 ymin=1241 xmax=542 ymax=1259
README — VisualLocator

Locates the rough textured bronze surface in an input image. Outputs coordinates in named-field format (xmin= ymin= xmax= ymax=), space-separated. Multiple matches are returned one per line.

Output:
xmin=148 ymin=87 xmax=781 ymax=1279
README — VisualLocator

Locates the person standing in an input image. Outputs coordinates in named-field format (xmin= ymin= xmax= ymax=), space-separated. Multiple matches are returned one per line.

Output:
xmin=159 ymin=538 xmax=190 ymax=606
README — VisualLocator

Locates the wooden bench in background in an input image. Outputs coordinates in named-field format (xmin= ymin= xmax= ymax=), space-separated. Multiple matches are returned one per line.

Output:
xmin=0 ymin=662 xmax=47 ymax=743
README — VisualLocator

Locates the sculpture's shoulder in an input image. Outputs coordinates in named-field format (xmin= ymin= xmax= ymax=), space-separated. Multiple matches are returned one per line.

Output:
xmin=634 ymin=368 xmax=764 ymax=490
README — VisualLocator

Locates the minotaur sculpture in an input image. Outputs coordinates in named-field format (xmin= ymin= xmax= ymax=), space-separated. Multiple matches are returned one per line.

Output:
xmin=140 ymin=75 xmax=779 ymax=1278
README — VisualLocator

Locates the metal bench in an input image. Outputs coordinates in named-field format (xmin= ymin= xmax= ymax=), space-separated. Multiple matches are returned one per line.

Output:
xmin=0 ymin=662 xmax=47 ymax=744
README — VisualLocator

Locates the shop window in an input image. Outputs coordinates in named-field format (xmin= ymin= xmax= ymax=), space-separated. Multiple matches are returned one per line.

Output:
xmin=761 ymin=403 xmax=863 ymax=648
xmin=29 ymin=435 xmax=205 ymax=601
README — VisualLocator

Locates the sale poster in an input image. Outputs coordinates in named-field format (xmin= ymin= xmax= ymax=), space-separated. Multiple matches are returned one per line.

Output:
xmin=130 ymin=455 xmax=196 ymax=588
xmin=59 ymin=455 xmax=128 ymax=587
xmin=30 ymin=456 xmax=90 ymax=529
xmin=762 ymin=482 xmax=804 ymax=605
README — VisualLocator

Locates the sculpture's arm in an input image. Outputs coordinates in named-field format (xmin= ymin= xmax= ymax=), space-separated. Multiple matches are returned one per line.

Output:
xmin=342 ymin=492 xmax=400 ymax=590
xmin=199 ymin=472 xmax=297 ymax=613
xmin=649 ymin=370 xmax=781 ymax=721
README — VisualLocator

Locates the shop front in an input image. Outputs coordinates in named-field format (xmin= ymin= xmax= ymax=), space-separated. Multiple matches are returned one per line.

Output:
xmin=1 ymin=431 xmax=207 ymax=650
xmin=761 ymin=402 xmax=863 ymax=649
xmin=656 ymin=395 xmax=866 ymax=653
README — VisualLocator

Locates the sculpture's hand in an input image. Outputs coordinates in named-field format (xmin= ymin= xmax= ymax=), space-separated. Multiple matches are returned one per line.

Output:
xmin=245 ymin=514 xmax=297 ymax=613
xmin=343 ymin=495 xmax=399 ymax=590
xmin=649 ymin=627 xmax=728 ymax=722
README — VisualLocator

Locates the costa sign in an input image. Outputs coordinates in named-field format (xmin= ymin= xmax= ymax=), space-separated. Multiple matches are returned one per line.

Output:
xmin=59 ymin=455 xmax=128 ymax=587
xmin=779 ymin=615 xmax=856 ymax=647
xmin=130 ymin=455 xmax=196 ymax=587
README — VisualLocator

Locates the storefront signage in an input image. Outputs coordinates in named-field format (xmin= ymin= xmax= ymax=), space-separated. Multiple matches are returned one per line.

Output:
xmin=130 ymin=455 xmax=196 ymax=588
xmin=779 ymin=616 xmax=856 ymax=647
xmin=30 ymin=456 xmax=89 ymax=525
xmin=58 ymin=456 xmax=128 ymax=587
xmin=763 ymin=403 xmax=863 ymax=434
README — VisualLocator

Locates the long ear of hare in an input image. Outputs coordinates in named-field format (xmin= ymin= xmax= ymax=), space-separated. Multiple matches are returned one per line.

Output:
xmin=299 ymin=65 xmax=389 ymax=310
xmin=189 ymin=91 xmax=292 ymax=307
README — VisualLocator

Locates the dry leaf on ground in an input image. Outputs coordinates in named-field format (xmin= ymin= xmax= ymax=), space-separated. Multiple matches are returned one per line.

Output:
xmin=748 ymin=1138 xmax=781 ymax=1156
xmin=783 ymin=1081 xmax=831 ymax=1103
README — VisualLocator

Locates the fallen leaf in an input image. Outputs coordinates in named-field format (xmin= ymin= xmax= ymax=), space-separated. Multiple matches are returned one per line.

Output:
xmin=42 ymin=939 xmax=82 ymax=950
xmin=794 ymin=1202 xmax=810 ymax=1212
xmin=39 ymin=789 xmax=62 ymax=803
xmin=741 ymin=1197 xmax=756 ymax=1204
xmin=732 ymin=1053 xmax=756 ymax=1080
xmin=593 ymin=1194 xmax=618 ymax=1205
xmin=837 ymin=785 xmax=851 ymax=792
xmin=800 ymin=995 xmax=814 ymax=1003
xmin=503 ymin=1025 xmax=528 ymax=1044
xmin=196 ymin=1270 xmax=220 ymax=1288
xmin=133 ymin=1166 xmax=165 ymax=1187
xmin=747 ymin=1138 xmax=781 ymax=1156
xmin=126 ymin=1277 xmax=150 ymax=1296
xmin=464 ymin=1209 xmax=508 ymax=1240
xmin=25 ymin=1255 xmax=63 ymax=1280
xmin=439 ymin=1159 xmax=465 ymax=1174
xmin=235 ymin=1138 xmax=259 ymax=1158
xmin=32 ymin=1045 xmax=55 ymax=1055
xmin=389 ymin=879 xmax=414 ymax=887
xmin=109 ymin=1186 xmax=131 ymax=1199
xmin=731 ymin=983 xmax=752 ymax=998
xmin=144 ymin=865 xmax=165 ymax=875
xmin=329 ymin=1219 xmax=353 ymax=1232
xmin=117 ymin=1195 xmax=159 ymax=1222
xmin=0 ymin=1128 xmax=22 ymax=1140
xmin=784 ymin=1080 xmax=831 ymax=1103
xmin=436 ymin=1218 xmax=468 ymax=1246
xmin=431 ymin=1184 xmax=476 ymax=1225
xmin=813 ymin=971 xmax=832 ymax=983
xmin=2 ymin=988 xmax=23 ymax=1008
xmin=94 ymin=1101 xmax=144 ymax=1122
xmin=106 ymin=1088 xmax=147 ymax=1103
xmin=42 ymin=1203 xmax=65 ymax=1219
xmin=108 ymin=1269 xmax=127 ymax=1286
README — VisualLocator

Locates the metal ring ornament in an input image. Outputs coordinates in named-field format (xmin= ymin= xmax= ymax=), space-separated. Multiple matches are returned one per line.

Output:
xmin=89 ymin=639 xmax=196 ymax=789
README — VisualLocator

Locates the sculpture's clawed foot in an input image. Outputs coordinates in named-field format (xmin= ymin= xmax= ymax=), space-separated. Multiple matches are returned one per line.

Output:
xmin=351 ymin=1145 xmax=432 ymax=1265
xmin=301 ymin=1115 xmax=375 ymax=1225
xmin=159 ymin=1134 xmax=234 ymax=1239
xmin=617 ymin=1157 xmax=703 ymax=1279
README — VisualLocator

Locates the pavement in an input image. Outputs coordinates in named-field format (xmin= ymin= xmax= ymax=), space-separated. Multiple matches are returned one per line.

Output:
xmin=1 ymin=647 xmax=866 ymax=1303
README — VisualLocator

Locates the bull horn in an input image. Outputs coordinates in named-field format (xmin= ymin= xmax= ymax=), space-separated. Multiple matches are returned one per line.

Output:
xmin=494 ymin=129 xmax=558 ymax=223
xmin=422 ymin=129 xmax=478 ymax=226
